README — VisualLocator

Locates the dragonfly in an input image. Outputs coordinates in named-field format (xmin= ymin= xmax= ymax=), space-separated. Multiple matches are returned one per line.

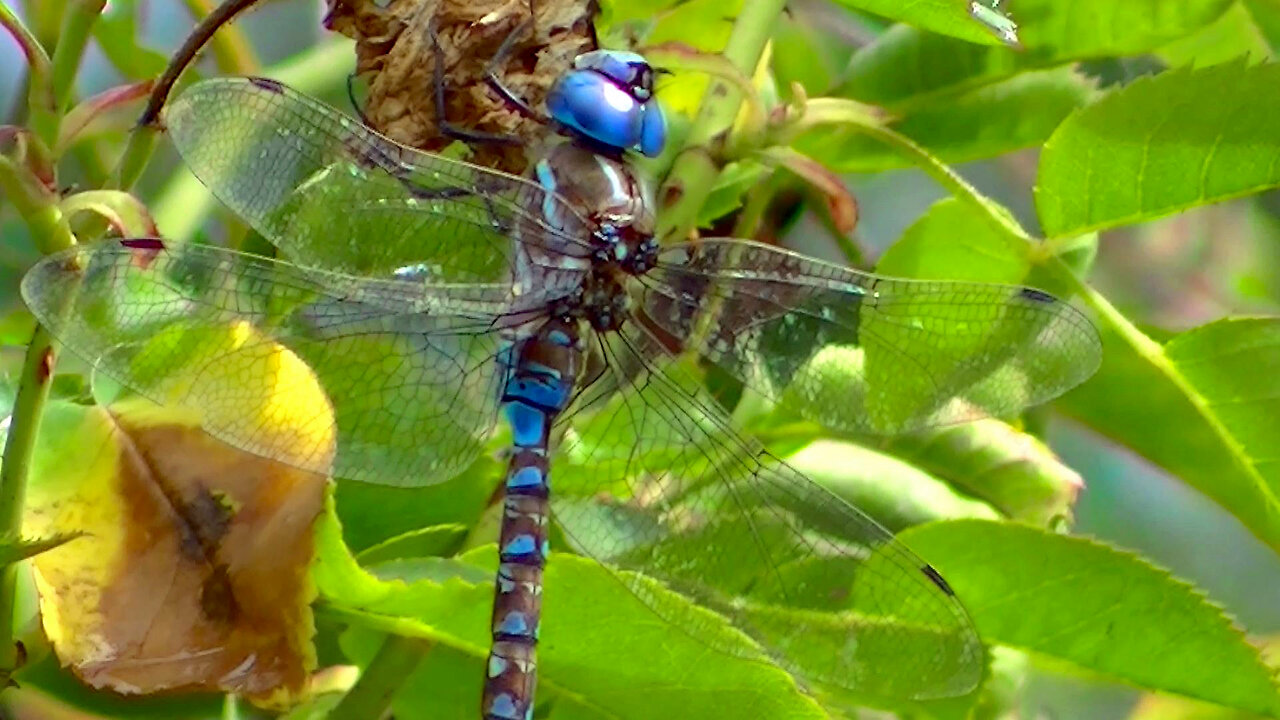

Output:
xmin=22 ymin=50 xmax=1101 ymax=719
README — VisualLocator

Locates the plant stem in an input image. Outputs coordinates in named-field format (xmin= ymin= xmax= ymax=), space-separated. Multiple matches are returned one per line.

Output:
xmin=0 ymin=117 xmax=77 ymax=683
xmin=0 ymin=327 xmax=58 ymax=670
xmin=184 ymin=0 xmax=260 ymax=74
xmin=140 ymin=0 xmax=263 ymax=127
xmin=48 ymin=0 xmax=107 ymax=128
xmin=0 ymin=1 xmax=56 ymax=142
xmin=328 ymin=634 xmax=430 ymax=720
xmin=657 ymin=0 xmax=788 ymax=241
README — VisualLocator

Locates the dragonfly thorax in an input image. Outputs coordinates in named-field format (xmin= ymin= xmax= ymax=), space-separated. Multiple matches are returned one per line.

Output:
xmin=548 ymin=268 xmax=632 ymax=333
xmin=592 ymin=219 xmax=658 ymax=276
xmin=534 ymin=143 xmax=658 ymax=278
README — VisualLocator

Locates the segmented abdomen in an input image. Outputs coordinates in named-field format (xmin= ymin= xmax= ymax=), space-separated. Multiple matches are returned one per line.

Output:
xmin=483 ymin=319 xmax=579 ymax=720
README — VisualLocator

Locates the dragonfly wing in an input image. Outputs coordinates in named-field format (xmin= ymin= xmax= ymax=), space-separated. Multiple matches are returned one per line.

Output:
xmin=163 ymin=77 xmax=595 ymax=281
xmin=643 ymin=239 xmax=1102 ymax=434
xmin=549 ymin=323 xmax=984 ymax=700
xmin=22 ymin=239 xmax=513 ymax=486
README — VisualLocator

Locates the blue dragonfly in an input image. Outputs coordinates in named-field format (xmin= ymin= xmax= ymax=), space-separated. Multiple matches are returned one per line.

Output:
xmin=22 ymin=49 xmax=1101 ymax=719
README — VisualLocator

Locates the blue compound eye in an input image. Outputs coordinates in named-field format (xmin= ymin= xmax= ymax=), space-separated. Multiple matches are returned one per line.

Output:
xmin=549 ymin=50 xmax=667 ymax=157
xmin=573 ymin=50 xmax=654 ymax=102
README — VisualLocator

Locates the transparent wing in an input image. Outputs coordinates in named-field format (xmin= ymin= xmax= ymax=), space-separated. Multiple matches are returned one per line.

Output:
xmin=643 ymin=239 xmax=1102 ymax=434
xmin=164 ymin=77 xmax=595 ymax=281
xmin=549 ymin=323 xmax=983 ymax=701
xmin=22 ymin=239 xmax=516 ymax=485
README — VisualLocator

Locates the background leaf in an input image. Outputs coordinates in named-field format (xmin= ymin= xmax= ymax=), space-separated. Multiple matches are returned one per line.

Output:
xmin=1060 ymin=317 xmax=1280 ymax=552
xmin=314 ymin=500 xmax=828 ymax=720
xmin=1037 ymin=62 xmax=1280 ymax=237
xmin=907 ymin=520 xmax=1280 ymax=717
xmin=1014 ymin=0 xmax=1236 ymax=58
xmin=804 ymin=66 xmax=1097 ymax=171
xmin=829 ymin=1 xmax=1009 ymax=46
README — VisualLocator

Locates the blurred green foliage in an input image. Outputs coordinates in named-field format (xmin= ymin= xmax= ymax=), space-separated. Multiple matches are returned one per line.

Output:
xmin=2 ymin=1 xmax=1280 ymax=719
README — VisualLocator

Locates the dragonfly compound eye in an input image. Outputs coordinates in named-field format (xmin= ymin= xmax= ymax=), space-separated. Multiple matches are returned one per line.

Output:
xmin=549 ymin=51 xmax=667 ymax=157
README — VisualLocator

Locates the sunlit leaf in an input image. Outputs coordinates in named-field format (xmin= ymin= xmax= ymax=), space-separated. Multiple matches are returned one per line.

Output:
xmin=829 ymin=0 xmax=1008 ymax=46
xmin=23 ymin=398 xmax=327 ymax=703
xmin=883 ymin=420 xmax=1084 ymax=527
xmin=1014 ymin=0 xmax=1235 ymax=58
xmin=1037 ymin=62 xmax=1280 ymax=238
xmin=785 ymin=439 xmax=1000 ymax=531
xmin=877 ymin=197 xmax=1030 ymax=284
xmin=1157 ymin=2 xmax=1274 ymax=67
xmin=806 ymin=67 xmax=1096 ymax=172
xmin=908 ymin=520 xmax=1280 ymax=716
xmin=312 ymin=503 xmax=827 ymax=720
xmin=1060 ymin=317 xmax=1280 ymax=552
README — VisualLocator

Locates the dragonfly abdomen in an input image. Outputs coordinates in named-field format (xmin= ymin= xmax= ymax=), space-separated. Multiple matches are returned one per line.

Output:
xmin=485 ymin=319 xmax=580 ymax=720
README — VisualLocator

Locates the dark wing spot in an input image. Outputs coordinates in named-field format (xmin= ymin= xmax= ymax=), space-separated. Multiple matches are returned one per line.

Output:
xmin=120 ymin=238 xmax=165 ymax=250
xmin=1018 ymin=286 xmax=1058 ymax=304
xmin=920 ymin=564 xmax=955 ymax=596
xmin=248 ymin=76 xmax=285 ymax=94
xmin=121 ymin=238 xmax=165 ymax=269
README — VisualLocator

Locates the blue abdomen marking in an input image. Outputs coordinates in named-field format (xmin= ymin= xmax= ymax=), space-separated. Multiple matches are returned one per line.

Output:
xmin=502 ymin=533 xmax=538 ymax=559
xmin=503 ymin=374 xmax=570 ymax=412
xmin=503 ymin=402 xmax=548 ymax=448
xmin=534 ymin=160 xmax=559 ymax=222
xmin=507 ymin=465 xmax=544 ymax=491
xmin=484 ymin=320 xmax=579 ymax=720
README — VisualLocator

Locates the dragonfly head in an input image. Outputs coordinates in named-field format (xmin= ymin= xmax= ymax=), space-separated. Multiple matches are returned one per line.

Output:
xmin=547 ymin=50 xmax=667 ymax=158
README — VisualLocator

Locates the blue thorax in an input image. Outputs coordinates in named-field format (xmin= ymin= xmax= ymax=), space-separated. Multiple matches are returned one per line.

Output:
xmin=545 ymin=50 xmax=667 ymax=158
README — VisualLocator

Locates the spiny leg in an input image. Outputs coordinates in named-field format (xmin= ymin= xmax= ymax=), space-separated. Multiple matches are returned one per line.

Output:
xmin=429 ymin=0 xmax=560 ymax=148
xmin=345 ymin=71 xmax=373 ymax=126
xmin=429 ymin=15 xmax=528 ymax=147
xmin=480 ymin=1 xmax=551 ymax=125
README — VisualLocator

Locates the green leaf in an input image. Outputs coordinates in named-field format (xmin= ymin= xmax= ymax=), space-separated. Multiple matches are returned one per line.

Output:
xmin=1157 ymin=2 xmax=1274 ymax=68
xmin=0 ymin=373 xmax=14 ymax=422
xmin=1245 ymin=0 xmax=1280 ymax=53
xmin=313 ymin=495 xmax=826 ymax=718
xmin=877 ymin=198 xmax=1030 ymax=283
xmin=355 ymin=524 xmax=470 ymax=565
xmin=1036 ymin=62 xmax=1280 ymax=238
xmin=830 ymin=1 xmax=1010 ymax=46
xmin=883 ymin=420 xmax=1084 ymax=527
xmin=906 ymin=520 xmax=1280 ymax=716
xmin=773 ymin=13 xmax=854 ymax=94
xmin=1014 ymin=0 xmax=1235 ymax=58
xmin=334 ymin=454 xmax=497 ymax=552
xmin=837 ymin=24 xmax=1036 ymax=104
xmin=785 ymin=439 xmax=1000 ymax=531
xmin=805 ymin=67 xmax=1096 ymax=172
xmin=0 ymin=533 xmax=80 ymax=566
xmin=91 ymin=0 xmax=167 ymax=79
xmin=697 ymin=160 xmax=771 ymax=227
xmin=321 ymin=557 xmax=826 ymax=718
xmin=1060 ymin=317 xmax=1280 ymax=552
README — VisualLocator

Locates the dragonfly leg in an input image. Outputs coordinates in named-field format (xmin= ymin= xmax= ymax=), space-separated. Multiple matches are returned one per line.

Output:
xmin=345 ymin=71 xmax=373 ymax=126
xmin=481 ymin=14 xmax=550 ymax=126
xmin=429 ymin=16 xmax=528 ymax=147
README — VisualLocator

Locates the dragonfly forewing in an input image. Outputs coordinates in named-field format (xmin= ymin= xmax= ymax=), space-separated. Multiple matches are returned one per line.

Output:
xmin=164 ymin=77 xmax=596 ymax=282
